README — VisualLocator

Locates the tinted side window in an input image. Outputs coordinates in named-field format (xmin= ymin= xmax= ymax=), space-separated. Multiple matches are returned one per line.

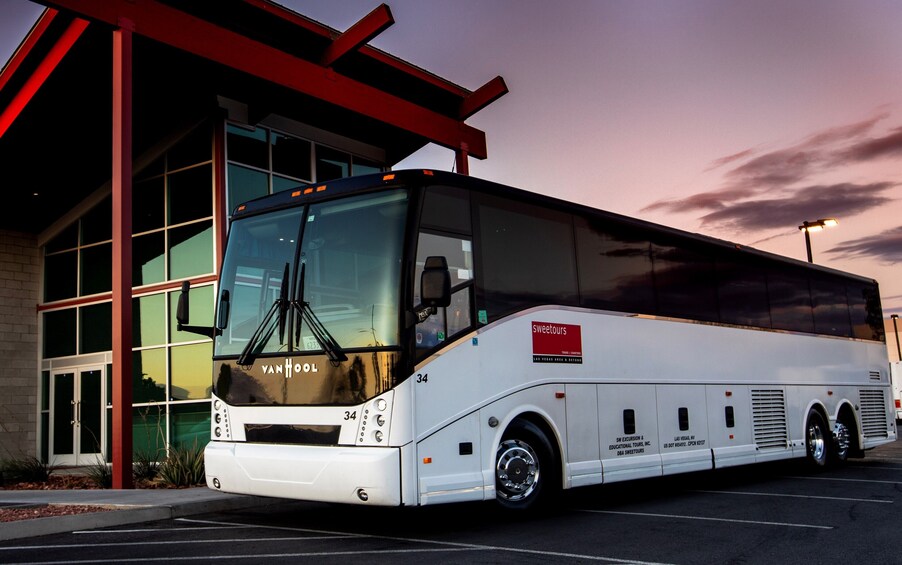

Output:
xmin=421 ymin=185 xmax=471 ymax=234
xmin=716 ymin=257 xmax=771 ymax=328
xmin=810 ymin=277 xmax=852 ymax=337
xmin=848 ymin=282 xmax=885 ymax=341
xmin=575 ymin=218 xmax=655 ymax=314
xmin=478 ymin=196 xmax=578 ymax=320
xmin=768 ymin=270 xmax=814 ymax=333
xmin=652 ymin=241 xmax=718 ymax=322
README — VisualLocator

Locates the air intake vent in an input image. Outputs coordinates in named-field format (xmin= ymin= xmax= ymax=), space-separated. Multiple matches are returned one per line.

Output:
xmin=859 ymin=389 xmax=888 ymax=439
xmin=869 ymin=371 xmax=881 ymax=382
xmin=752 ymin=389 xmax=788 ymax=449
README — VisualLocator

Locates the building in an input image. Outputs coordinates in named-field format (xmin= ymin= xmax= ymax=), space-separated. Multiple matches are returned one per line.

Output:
xmin=0 ymin=0 xmax=505 ymax=486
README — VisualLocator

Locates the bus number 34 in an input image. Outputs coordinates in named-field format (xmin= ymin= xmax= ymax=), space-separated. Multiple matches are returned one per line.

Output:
xmin=416 ymin=373 xmax=428 ymax=384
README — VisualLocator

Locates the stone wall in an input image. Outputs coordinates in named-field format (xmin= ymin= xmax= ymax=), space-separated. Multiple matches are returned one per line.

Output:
xmin=0 ymin=230 xmax=39 ymax=460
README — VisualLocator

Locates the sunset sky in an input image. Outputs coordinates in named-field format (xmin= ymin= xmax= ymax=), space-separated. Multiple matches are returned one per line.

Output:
xmin=3 ymin=1 xmax=901 ymax=321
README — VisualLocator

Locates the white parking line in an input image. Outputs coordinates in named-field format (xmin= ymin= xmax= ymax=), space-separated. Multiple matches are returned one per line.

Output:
xmin=5 ymin=517 xmax=676 ymax=565
xmin=580 ymin=509 xmax=833 ymax=530
xmin=689 ymin=489 xmax=893 ymax=503
xmin=0 ymin=536 xmax=359 ymax=552
xmin=784 ymin=475 xmax=901 ymax=484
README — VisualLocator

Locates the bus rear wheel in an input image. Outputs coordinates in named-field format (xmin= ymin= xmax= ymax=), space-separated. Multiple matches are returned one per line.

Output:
xmin=495 ymin=420 xmax=556 ymax=510
xmin=805 ymin=410 xmax=829 ymax=467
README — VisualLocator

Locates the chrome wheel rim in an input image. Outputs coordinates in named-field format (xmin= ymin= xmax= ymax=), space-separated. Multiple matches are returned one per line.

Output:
xmin=496 ymin=439 xmax=540 ymax=501
xmin=808 ymin=420 xmax=826 ymax=463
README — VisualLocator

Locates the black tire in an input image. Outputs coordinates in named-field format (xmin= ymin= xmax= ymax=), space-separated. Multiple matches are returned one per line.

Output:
xmin=495 ymin=419 xmax=558 ymax=511
xmin=805 ymin=410 xmax=829 ymax=468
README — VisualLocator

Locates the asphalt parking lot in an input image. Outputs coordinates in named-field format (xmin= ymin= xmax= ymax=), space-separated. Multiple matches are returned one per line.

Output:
xmin=3 ymin=437 xmax=902 ymax=564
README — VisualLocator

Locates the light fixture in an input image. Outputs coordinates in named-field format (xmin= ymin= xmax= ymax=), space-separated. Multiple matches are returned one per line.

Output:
xmin=798 ymin=218 xmax=838 ymax=263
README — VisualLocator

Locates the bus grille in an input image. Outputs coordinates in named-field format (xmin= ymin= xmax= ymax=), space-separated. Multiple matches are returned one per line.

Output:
xmin=859 ymin=389 xmax=889 ymax=439
xmin=752 ymin=389 xmax=788 ymax=449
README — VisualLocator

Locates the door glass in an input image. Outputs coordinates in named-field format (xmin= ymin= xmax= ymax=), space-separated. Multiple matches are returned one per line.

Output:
xmin=53 ymin=373 xmax=74 ymax=456
xmin=79 ymin=369 xmax=102 ymax=455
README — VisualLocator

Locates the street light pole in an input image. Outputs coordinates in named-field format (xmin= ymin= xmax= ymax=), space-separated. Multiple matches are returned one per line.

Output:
xmin=798 ymin=218 xmax=838 ymax=263
xmin=892 ymin=314 xmax=901 ymax=362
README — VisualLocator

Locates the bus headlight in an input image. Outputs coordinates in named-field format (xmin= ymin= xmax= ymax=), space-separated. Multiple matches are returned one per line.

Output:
xmin=373 ymin=430 xmax=384 ymax=443
xmin=375 ymin=398 xmax=387 ymax=411
xmin=375 ymin=414 xmax=385 ymax=427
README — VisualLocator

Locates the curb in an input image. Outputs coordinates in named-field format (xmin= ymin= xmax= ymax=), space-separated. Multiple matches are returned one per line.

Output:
xmin=0 ymin=495 xmax=273 ymax=542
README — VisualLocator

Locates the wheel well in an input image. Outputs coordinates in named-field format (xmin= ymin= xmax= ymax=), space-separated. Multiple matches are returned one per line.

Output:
xmin=509 ymin=412 xmax=563 ymax=483
xmin=836 ymin=402 xmax=861 ymax=453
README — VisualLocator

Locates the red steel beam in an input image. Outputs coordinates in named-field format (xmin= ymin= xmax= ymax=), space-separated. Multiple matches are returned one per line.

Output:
xmin=0 ymin=8 xmax=58 ymax=93
xmin=320 ymin=3 xmax=394 ymax=68
xmin=111 ymin=19 xmax=134 ymax=489
xmin=0 ymin=15 xmax=88 ymax=140
xmin=241 ymin=0 xmax=471 ymax=99
xmin=459 ymin=76 xmax=508 ymax=120
xmin=44 ymin=0 xmax=489 ymax=158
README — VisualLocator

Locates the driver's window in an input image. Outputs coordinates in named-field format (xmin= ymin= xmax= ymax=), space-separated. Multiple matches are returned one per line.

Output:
xmin=415 ymin=232 xmax=473 ymax=353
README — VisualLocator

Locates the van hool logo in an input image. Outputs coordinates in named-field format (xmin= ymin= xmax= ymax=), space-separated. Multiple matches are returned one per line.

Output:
xmin=261 ymin=359 xmax=319 ymax=378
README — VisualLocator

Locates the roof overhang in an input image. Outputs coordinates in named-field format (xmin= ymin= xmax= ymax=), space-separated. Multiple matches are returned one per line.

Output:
xmin=1 ymin=1 xmax=508 ymax=233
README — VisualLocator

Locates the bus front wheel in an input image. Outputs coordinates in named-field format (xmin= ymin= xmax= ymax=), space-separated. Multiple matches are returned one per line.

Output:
xmin=805 ymin=410 xmax=830 ymax=467
xmin=495 ymin=419 xmax=557 ymax=510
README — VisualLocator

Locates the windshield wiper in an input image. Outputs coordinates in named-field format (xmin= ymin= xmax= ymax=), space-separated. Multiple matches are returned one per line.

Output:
xmin=236 ymin=263 xmax=290 ymax=366
xmin=293 ymin=262 xmax=348 ymax=364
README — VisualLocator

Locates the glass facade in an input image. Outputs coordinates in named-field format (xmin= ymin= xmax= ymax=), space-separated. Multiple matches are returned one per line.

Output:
xmin=225 ymin=123 xmax=384 ymax=213
xmin=40 ymin=122 xmax=215 ymax=462
xmin=38 ymin=118 xmax=386 ymax=462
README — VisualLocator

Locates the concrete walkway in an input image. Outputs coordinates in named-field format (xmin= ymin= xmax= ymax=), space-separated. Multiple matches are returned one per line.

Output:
xmin=0 ymin=487 xmax=275 ymax=542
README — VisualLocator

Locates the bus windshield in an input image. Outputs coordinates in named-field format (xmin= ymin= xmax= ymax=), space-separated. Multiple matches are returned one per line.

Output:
xmin=215 ymin=189 xmax=409 ymax=359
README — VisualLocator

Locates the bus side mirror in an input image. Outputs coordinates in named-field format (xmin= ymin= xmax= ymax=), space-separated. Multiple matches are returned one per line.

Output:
xmin=217 ymin=289 xmax=231 ymax=331
xmin=176 ymin=280 xmax=191 ymax=326
xmin=421 ymin=256 xmax=451 ymax=308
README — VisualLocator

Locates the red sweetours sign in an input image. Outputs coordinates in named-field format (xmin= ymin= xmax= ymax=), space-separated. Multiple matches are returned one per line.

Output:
xmin=531 ymin=321 xmax=583 ymax=364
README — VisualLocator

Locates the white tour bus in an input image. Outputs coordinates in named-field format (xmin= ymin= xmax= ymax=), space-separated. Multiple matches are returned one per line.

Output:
xmin=177 ymin=169 xmax=895 ymax=510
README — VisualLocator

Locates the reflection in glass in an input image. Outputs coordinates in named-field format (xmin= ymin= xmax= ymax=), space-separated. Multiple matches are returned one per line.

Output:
xmin=132 ymin=232 xmax=165 ymax=286
xmin=227 ymin=164 xmax=269 ymax=212
xmin=170 ymin=403 xmax=211 ymax=448
xmin=171 ymin=343 xmax=213 ymax=400
xmin=133 ymin=405 xmax=165 ymax=457
xmin=170 ymin=285 xmax=213 ymax=344
xmin=169 ymin=221 xmax=213 ymax=280
xmin=133 ymin=348 xmax=167 ymax=403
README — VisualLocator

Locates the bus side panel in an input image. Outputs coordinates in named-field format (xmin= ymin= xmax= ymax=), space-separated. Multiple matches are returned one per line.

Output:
xmin=565 ymin=383 xmax=602 ymax=488
xmin=599 ymin=384 xmax=662 ymax=483
xmin=416 ymin=412 xmax=484 ymax=505
xmin=656 ymin=384 xmax=711 ymax=475
xmin=705 ymin=385 xmax=756 ymax=468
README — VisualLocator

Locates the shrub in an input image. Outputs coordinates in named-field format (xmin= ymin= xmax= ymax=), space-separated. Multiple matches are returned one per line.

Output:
xmin=0 ymin=455 xmax=55 ymax=484
xmin=133 ymin=448 xmax=163 ymax=482
xmin=158 ymin=441 xmax=205 ymax=487
xmin=85 ymin=456 xmax=113 ymax=488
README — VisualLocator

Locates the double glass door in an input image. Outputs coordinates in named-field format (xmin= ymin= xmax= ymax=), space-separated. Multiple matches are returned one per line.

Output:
xmin=51 ymin=366 xmax=104 ymax=466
